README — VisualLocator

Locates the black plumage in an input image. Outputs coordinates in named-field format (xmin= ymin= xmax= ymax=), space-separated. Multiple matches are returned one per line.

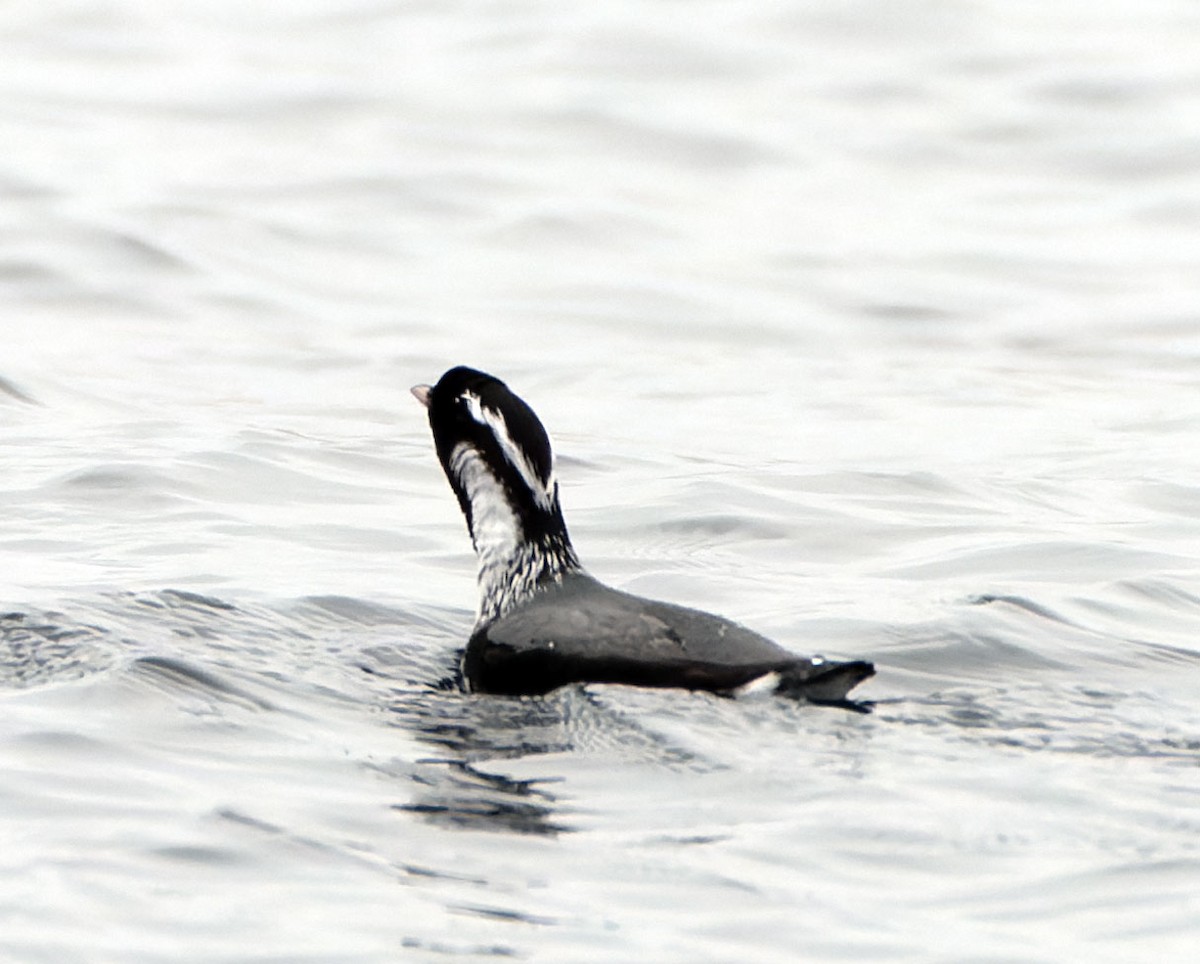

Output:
xmin=413 ymin=366 xmax=873 ymax=706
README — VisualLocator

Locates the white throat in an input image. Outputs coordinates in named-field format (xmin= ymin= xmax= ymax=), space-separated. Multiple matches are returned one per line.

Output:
xmin=448 ymin=442 xmax=577 ymax=626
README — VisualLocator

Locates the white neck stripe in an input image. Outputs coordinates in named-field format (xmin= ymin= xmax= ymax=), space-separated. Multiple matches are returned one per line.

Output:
xmin=462 ymin=390 xmax=555 ymax=511
xmin=447 ymin=440 xmax=577 ymax=625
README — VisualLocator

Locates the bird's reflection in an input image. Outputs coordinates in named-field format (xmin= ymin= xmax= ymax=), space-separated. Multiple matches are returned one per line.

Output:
xmin=382 ymin=671 xmax=578 ymax=836
xmin=394 ymin=757 xmax=567 ymax=836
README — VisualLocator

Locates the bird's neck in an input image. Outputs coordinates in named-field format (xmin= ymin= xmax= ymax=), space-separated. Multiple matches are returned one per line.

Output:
xmin=449 ymin=442 xmax=580 ymax=625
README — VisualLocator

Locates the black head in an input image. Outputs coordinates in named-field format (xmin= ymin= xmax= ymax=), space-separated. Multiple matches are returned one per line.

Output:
xmin=412 ymin=366 xmax=571 ymax=555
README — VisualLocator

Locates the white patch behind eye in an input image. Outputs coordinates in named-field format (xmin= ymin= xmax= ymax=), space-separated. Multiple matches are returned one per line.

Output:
xmin=461 ymin=390 xmax=555 ymax=511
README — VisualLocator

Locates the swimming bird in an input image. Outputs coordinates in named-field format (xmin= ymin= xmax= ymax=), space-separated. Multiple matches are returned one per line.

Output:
xmin=412 ymin=366 xmax=874 ymax=706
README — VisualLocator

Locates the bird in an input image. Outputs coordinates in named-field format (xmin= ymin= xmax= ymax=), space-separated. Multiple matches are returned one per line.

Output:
xmin=412 ymin=366 xmax=874 ymax=707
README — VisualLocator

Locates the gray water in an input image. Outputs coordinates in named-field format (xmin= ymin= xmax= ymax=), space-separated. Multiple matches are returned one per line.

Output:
xmin=3 ymin=2 xmax=1200 ymax=961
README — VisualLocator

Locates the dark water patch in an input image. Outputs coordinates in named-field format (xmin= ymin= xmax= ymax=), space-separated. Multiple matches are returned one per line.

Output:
xmin=150 ymin=844 xmax=245 ymax=867
xmin=1115 ymin=578 xmax=1200 ymax=611
xmin=11 ymin=728 xmax=110 ymax=752
xmin=0 ymin=610 xmax=116 ymax=688
xmin=108 ymin=230 xmax=194 ymax=273
xmin=449 ymin=901 xmax=558 ymax=927
xmin=653 ymin=513 xmax=790 ymax=541
xmin=396 ymin=759 xmax=568 ymax=837
xmin=0 ymin=172 xmax=55 ymax=198
xmin=0 ymin=259 xmax=64 ymax=286
xmin=1127 ymin=639 xmax=1200 ymax=668
xmin=128 ymin=655 xmax=277 ymax=712
xmin=212 ymin=806 xmax=406 ymax=883
xmin=400 ymin=937 xmax=519 ymax=958
xmin=967 ymin=592 xmax=1079 ymax=627
xmin=148 ymin=589 xmax=237 ymax=612
xmin=0 ymin=374 xmax=38 ymax=404
xmin=216 ymin=806 xmax=289 ymax=835
xmin=396 ymin=861 xmax=490 ymax=887
xmin=861 ymin=301 xmax=957 ymax=324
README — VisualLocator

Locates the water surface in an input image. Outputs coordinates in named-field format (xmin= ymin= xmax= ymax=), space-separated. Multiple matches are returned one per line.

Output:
xmin=3 ymin=2 xmax=1200 ymax=961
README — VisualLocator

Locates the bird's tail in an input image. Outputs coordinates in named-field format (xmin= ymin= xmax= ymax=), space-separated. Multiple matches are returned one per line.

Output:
xmin=775 ymin=658 xmax=875 ymax=710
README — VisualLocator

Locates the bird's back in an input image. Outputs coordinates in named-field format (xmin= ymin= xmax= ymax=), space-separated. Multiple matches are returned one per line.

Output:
xmin=464 ymin=571 xmax=804 ymax=695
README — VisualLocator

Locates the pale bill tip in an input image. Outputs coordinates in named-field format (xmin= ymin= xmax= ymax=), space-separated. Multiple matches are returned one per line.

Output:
xmin=410 ymin=384 xmax=432 ymax=408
